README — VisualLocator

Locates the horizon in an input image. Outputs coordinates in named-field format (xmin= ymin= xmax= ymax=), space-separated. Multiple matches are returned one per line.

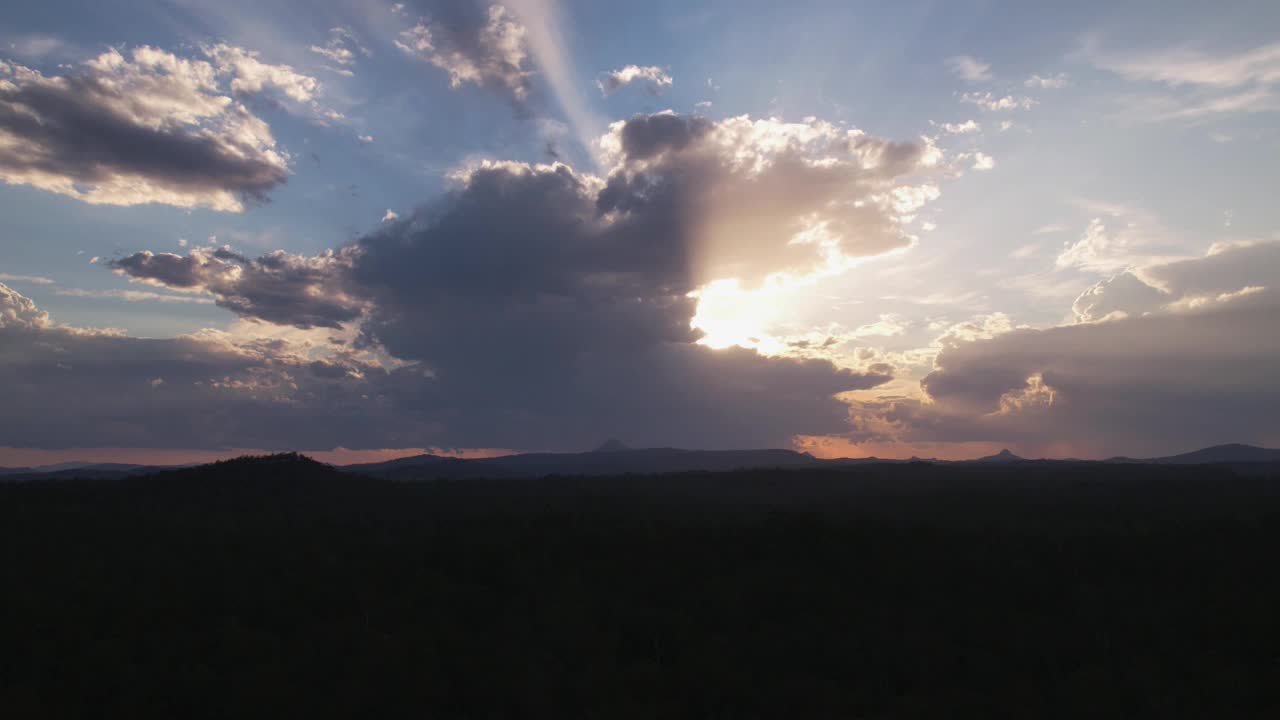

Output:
xmin=3 ymin=440 xmax=1274 ymax=470
xmin=3 ymin=0 xmax=1280 ymax=462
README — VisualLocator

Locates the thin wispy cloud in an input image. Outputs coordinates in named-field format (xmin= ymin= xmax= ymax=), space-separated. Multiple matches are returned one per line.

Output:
xmin=946 ymin=55 xmax=991 ymax=83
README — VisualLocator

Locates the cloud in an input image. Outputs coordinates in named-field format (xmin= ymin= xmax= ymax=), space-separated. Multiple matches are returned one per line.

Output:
xmin=847 ymin=241 xmax=1280 ymax=457
xmin=51 ymin=287 xmax=216 ymax=305
xmin=1 ymin=278 xmax=888 ymax=451
xmin=0 ymin=282 xmax=49 ymax=329
xmin=357 ymin=134 xmax=374 ymax=143
xmin=0 ymin=272 xmax=54 ymax=285
xmin=597 ymin=65 xmax=673 ymax=96
xmin=597 ymin=112 xmax=946 ymax=287
xmin=309 ymin=26 xmax=367 ymax=72
xmin=89 ymin=111 xmax=937 ymax=449
xmin=203 ymin=43 xmax=319 ymax=103
xmin=946 ymin=55 xmax=991 ymax=83
xmin=109 ymin=246 xmax=366 ymax=329
xmin=1025 ymin=73 xmax=1069 ymax=89
xmin=381 ymin=209 xmax=398 ymax=222
xmin=1093 ymin=41 xmax=1280 ymax=89
xmin=0 ymin=282 xmax=438 ymax=450
xmin=937 ymin=119 xmax=980 ymax=134
xmin=1089 ymin=41 xmax=1280 ymax=121
xmin=0 ymin=48 xmax=289 ymax=211
xmin=971 ymin=152 xmax=994 ymax=170
xmin=1054 ymin=215 xmax=1185 ymax=274
xmin=395 ymin=4 xmax=532 ymax=105
xmin=960 ymin=92 xmax=1037 ymax=111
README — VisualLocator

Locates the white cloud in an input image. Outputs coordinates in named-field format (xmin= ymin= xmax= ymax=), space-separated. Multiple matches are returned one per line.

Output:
xmin=1093 ymin=41 xmax=1280 ymax=89
xmin=0 ymin=272 xmax=54 ymax=285
xmin=1055 ymin=216 xmax=1185 ymax=274
xmin=382 ymin=209 xmax=398 ymax=222
xmin=203 ymin=43 xmax=319 ymax=104
xmin=946 ymin=55 xmax=991 ymax=83
xmin=309 ymin=27 xmax=367 ymax=72
xmin=1090 ymin=41 xmax=1280 ymax=121
xmin=357 ymin=134 xmax=374 ymax=143
xmin=52 ymin=287 xmax=216 ymax=304
xmin=597 ymin=65 xmax=673 ymax=96
xmin=1025 ymin=73 xmax=1069 ymax=89
xmin=971 ymin=152 xmax=995 ymax=170
xmin=938 ymin=119 xmax=980 ymax=134
xmin=961 ymin=92 xmax=1037 ymax=111
xmin=0 ymin=47 xmax=289 ymax=211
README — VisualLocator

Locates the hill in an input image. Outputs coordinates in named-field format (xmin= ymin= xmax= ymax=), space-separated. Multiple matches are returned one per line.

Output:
xmin=343 ymin=446 xmax=821 ymax=480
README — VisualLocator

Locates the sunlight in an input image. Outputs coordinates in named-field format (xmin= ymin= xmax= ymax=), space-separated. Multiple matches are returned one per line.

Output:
xmin=689 ymin=278 xmax=781 ymax=350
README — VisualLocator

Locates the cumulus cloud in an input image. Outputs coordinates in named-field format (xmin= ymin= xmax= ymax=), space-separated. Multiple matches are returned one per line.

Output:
xmin=1025 ymin=73 xmax=1069 ymax=89
xmin=597 ymin=65 xmax=673 ymax=96
xmin=109 ymin=246 xmax=366 ymax=329
xmin=960 ymin=92 xmax=1037 ymax=111
xmin=847 ymin=241 xmax=1280 ymax=457
xmin=946 ymin=55 xmax=991 ymax=83
xmin=1054 ymin=215 xmax=1184 ymax=273
xmin=0 ymin=47 xmax=289 ymax=211
xmin=0 ymin=278 xmax=885 ymax=450
xmin=0 ymin=282 xmax=49 ymax=329
xmin=395 ymin=4 xmax=532 ymax=105
xmin=203 ymin=43 xmax=319 ymax=104
xmin=0 ymin=282 xmax=438 ymax=450
xmin=598 ymin=112 xmax=946 ymax=286
xmin=938 ymin=119 xmax=980 ymax=134
xmin=86 ymin=111 xmax=938 ymax=449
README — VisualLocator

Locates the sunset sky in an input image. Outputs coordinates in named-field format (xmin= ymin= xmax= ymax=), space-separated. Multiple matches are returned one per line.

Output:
xmin=2 ymin=0 xmax=1279 ymax=465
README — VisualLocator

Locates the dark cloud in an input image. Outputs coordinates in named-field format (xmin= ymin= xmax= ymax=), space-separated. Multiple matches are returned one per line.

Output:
xmin=395 ymin=3 xmax=533 ymax=108
xmin=0 ymin=279 xmax=885 ymax=451
xmin=0 ymin=49 xmax=289 ymax=211
xmin=847 ymin=242 xmax=1280 ymax=457
xmin=109 ymin=247 xmax=365 ymax=329
xmin=67 ymin=111 xmax=949 ymax=449
xmin=0 ymin=282 xmax=428 ymax=449
xmin=613 ymin=112 xmax=713 ymax=161
xmin=345 ymin=156 xmax=889 ymax=449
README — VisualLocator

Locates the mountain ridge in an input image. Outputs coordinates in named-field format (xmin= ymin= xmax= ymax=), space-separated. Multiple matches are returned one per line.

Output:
xmin=4 ymin=443 xmax=1279 ymax=481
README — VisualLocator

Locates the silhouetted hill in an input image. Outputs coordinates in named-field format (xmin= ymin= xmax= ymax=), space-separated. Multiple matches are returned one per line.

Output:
xmin=973 ymin=448 xmax=1025 ymax=463
xmin=1150 ymin=443 xmax=1280 ymax=464
xmin=0 ymin=462 xmax=180 ymax=481
xmin=344 ymin=447 xmax=821 ymax=480
xmin=5 ymin=456 xmax=1280 ymax=717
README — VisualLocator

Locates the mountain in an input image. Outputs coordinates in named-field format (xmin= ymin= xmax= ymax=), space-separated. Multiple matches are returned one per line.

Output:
xmin=0 ymin=462 xmax=177 ymax=481
xmin=973 ymin=449 xmax=1025 ymax=463
xmin=344 ymin=447 xmax=821 ymax=480
xmin=592 ymin=439 xmax=631 ymax=453
xmin=1148 ymin=444 xmax=1280 ymax=465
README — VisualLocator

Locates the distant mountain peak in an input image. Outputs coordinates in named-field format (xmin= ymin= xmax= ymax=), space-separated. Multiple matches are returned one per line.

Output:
xmin=976 ymin=448 xmax=1024 ymax=463
xmin=592 ymin=439 xmax=632 ymax=453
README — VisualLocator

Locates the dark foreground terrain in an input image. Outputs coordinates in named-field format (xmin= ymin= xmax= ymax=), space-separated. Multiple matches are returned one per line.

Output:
xmin=4 ymin=454 xmax=1280 ymax=718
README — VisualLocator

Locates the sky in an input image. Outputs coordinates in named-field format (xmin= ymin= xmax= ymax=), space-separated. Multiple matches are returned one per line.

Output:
xmin=2 ymin=0 xmax=1279 ymax=465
